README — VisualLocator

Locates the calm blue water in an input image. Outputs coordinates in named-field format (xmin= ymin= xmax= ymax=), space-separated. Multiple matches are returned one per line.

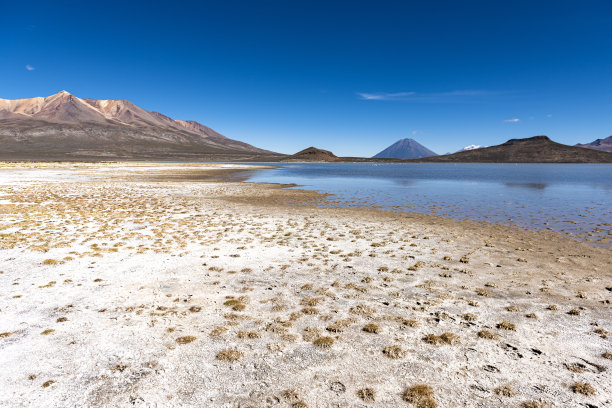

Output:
xmin=240 ymin=163 xmax=612 ymax=245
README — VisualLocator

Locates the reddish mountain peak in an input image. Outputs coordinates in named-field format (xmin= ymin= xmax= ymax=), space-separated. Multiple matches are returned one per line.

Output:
xmin=150 ymin=111 xmax=174 ymax=121
xmin=50 ymin=90 xmax=72 ymax=97
xmin=0 ymin=90 xmax=276 ymax=157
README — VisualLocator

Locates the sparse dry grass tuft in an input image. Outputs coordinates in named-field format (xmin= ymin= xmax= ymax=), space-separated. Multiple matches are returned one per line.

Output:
xmin=461 ymin=313 xmax=477 ymax=322
xmin=593 ymin=328 xmax=609 ymax=338
xmin=111 ymin=364 xmax=128 ymax=372
xmin=494 ymin=384 xmax=517 ymax=397
xmin=209 ymin=326 xmax=227 ymax=337
xmin=281 ymin=389 xmax=300 ymax=402
xmin=477 ymin=330 xmax=498 ymax=340
xmin=357 ymin=387 xmax=376 ymax=402
xmin=571 ymin=382 xmax=596 ymax=396
xmin=400 ymin=318 xmax=420 ymax=328
xmin=349 ymin=304 xmax=375 ymax=317
xmin=301 ymin=307 xmax=319 ymax=315
xmin=520 ymin=402 xmax=552 ymax=408
xmin=216 ymin=349 xmax=244 ymax=362
xmin=408 ymin=261 xmax=425 ymax=271
xmin=382 ymin=345 xmax=406 ymax=359
xmin=496 ymin=321 xmax=516 ymax=330
xmin=313 ymin=336 xmax=334 ymax=349
xmin=325 ymin=324 xmax=344 ymax=333
xmin=475 ymin=288 xmax=489 ymax=297
xmin=422 ymin=332 xmax=459 ymax=345
xmin=362 ymin=323 xmax=380 ymax=334
xmin=176 ymin=336 xmax=197 ymax=344
xmin=237 ymin=330 xmax=260 ymax=339
xmin=300 ymin=297 xmax=322 ymax=306
xmin=40 ymin=329 xmax=55 ymax=335
xmin=223 ymin=299 xmax=246 ymax=311
xmin=564 ymin=363 xmax=585 ymax=373
xmin=402 ymin=384 xmax=437 ymax=408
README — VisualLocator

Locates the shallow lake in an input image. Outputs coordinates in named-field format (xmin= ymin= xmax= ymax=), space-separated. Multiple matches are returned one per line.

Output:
xmin=239 ymin=163 xmax=612 ymax=245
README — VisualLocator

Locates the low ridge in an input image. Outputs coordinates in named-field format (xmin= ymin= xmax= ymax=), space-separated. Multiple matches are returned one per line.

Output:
xmin=284 ymin=147 xmax=339 ymax=162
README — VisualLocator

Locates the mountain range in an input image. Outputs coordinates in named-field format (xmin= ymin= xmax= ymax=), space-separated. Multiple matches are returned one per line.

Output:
xmin=575 ymin=136 xmax=612 ymax=153
xmin=287 ymin=135 xmax=612 ymax=163
xmin=0 ymin=91 xmax=281 ymax=161
xmin=1 ymin=91 xmax=611 ymax=163
xmin=410 ymin=136 xmax=612 ymax=163
xmin=372 ymin=138 xmax=437 ymax=159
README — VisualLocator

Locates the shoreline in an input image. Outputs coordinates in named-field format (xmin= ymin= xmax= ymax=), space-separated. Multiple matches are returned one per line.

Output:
xmin=0 ymin=162 xmax=610 ymax=407
xmin=206 ymin=162 xmax=612 ymax=248
xmin=1 ymin=160 xmax=609 ymax=261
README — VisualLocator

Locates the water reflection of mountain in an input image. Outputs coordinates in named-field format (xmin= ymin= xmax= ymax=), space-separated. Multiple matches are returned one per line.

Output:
xmin=505 ymin=182 xmax=548 ymax=190
xmin=394 ymin=179 xmax=419 ymax=187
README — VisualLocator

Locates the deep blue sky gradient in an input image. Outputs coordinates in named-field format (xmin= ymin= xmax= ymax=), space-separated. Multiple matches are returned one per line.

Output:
xmin=2 ymin=1 xmax=611 ymax=155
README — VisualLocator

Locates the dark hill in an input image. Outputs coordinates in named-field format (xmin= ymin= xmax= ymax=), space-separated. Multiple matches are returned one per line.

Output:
xmin=283 ymin=147 xmax=339 ymax=162
xmin=410 ymin=136 xmax=612 ymax=163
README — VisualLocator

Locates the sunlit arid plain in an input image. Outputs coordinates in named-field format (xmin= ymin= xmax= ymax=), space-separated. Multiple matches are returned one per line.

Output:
xmin=3 ymin=1 xmax=612 ymax=407
xmin=0 ymin=162 xmax=610 ymax=407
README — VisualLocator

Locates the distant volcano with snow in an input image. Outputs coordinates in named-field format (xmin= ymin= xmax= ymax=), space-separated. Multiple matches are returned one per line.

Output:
xmin=456 ymin=144 xmax=486 ymax=152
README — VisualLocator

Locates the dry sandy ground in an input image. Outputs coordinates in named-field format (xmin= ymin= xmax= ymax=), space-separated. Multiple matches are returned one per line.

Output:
xmin=0 ymin=163 xmax=610 ymax=408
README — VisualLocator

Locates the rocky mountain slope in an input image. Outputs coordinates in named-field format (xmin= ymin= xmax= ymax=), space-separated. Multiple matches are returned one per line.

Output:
xmin=411 ymin=136 xmax=612 ymax=163
xmin=575 ymin=135 xmax=612 ymax=153
xmin=0 ymin=91 xmax=281 ymax=161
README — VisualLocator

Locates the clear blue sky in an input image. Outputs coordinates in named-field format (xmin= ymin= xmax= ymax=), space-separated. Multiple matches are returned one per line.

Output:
xmin=2 ymin=0 xmax=611 ymax=156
